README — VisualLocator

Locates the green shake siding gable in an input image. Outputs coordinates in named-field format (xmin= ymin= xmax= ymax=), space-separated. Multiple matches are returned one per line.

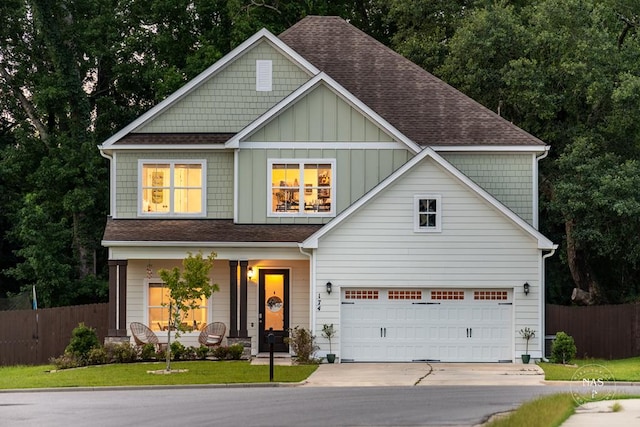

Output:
xmin=441 ymin=153 xmax=534 ymax=224
xmin=134 ymin=40 xmax=311 ymax=133
xmin=115 ymin=151 xmax=234 ymax=218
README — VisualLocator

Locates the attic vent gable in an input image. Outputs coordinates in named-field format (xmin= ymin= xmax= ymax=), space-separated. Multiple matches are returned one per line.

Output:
xmin=256 ymin=60 xmax=272 ymax=91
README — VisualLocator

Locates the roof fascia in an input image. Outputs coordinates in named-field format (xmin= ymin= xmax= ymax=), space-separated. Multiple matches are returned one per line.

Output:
xmin=101 ymin=240 xmax=301 ymax=248
xmin=100 ymin=144 xmax=230 ymax=152
xmin=99 ymin=28 xmax=319 ymax=150
xmin=226 ymin=72 xmax=422 ymax=154
xmin=301 ymin=147 xmax=555 ymax=250
xmin=432 ymin=145 xmax=549 ymax=153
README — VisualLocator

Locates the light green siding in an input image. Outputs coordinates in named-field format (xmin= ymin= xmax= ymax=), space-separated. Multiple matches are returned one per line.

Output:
xmin=245 ymin=85 xmax=395 ymax=142
xmin=115 ymin=151 xmax=233 ymax=218
xmin=237 ymin=148 xmax=411 ymax=224
xmin=441 ymin=153 xmax=534 ymax=224
xmin=135 ymin=40 xmax=310 ymax=133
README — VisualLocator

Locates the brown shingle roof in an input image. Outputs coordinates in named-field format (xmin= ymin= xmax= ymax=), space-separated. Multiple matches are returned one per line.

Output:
xmin=102 ymin=218 xmax=322 ymax=243
xmin=280 ymin=16 xmax=544 ymax=147
xmin=116 ymin=133 xmax=235 ymax=145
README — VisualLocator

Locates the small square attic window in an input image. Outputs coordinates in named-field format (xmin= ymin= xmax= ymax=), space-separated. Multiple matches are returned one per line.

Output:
xmin=256 ymin=60 xmax=272 ymax=91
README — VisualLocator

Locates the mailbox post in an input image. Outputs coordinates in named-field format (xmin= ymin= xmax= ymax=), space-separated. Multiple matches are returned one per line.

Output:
xmin=267 ymin=327 xmax=275 ymax=382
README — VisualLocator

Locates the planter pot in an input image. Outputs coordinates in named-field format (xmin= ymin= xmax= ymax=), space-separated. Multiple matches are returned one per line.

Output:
xmin=521 ymin=354 xmax=531 ymax=364
xmin=326 ymin=353 xmax=336 ymax=364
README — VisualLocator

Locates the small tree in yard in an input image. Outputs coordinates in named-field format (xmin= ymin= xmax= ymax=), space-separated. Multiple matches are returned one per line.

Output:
xmin=158 ymin=251 xmax=219 ymax=371
xmin=551 ymin=331 xmax=577 ymax=364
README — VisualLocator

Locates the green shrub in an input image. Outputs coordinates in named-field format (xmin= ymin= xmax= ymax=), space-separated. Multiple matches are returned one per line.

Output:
xmin=86 ymin=347 xmax=108 ymax=365
xmin=551 ymin=332 xmax=577 ymax=364
xmin=65 ymin=323 xmax=100 ymax=364
xmin=195 ymin=345 xmax=210 ymax=360
xmin=210 ymin=344 xmax=244 ymax=360
xmin=50 ymin=353 xmax=81 ymax=370
xmin=106 ymin=342 xmax=138 ymax=363
xmin=170 ymin=341 xmax=187 ymax=360
xmin=285 ymin=326 xmax=319 ymax=364
xmin=227 ymin=344 xmax=244 ymax=360
xmin=211 ymin=346 xmax=229 ymax=360
xmin=140 ymin=343 xmax=157 ymax=361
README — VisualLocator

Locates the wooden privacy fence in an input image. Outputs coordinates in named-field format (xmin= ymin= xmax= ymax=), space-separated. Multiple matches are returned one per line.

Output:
xmin=546 ymin=303 xmax=640 ymax=360
xmin=0 ymin=303 xmax=108 ymax=366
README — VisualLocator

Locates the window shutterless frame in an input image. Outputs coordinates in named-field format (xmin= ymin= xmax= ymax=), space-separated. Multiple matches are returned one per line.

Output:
xmin=138 ymin=159 xmax=207 ymax=217
xmin=414 ymin=194 xmax=442 ymax=232
xmin=267 ymin=159 xmax=336 ymax=217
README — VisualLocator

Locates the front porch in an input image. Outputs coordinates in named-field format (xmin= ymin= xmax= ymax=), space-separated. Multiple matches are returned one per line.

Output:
xmin=105 ymin=256 xmax=312 ymax=356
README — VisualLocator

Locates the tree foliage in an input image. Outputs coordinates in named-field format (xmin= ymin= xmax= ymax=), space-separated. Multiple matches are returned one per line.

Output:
xmin=427 ymin=0 xmax=640 ymax=304
xmin=2 ymin=0 xmax=640 ymax=306
xmin=158 ymin=251 xmax=218 ymax=370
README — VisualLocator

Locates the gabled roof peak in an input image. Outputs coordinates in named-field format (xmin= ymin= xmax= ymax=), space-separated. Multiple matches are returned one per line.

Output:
xmin=280 ymin=16 xmax=545 ymax=147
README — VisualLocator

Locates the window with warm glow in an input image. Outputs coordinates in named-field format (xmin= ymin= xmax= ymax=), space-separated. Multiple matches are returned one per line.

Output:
xmin=148 ymin=282 xmax=208 ymax=332
xmin=269 ymin=160 xmax=335 ymax=216
xmin=140 ymin=161 xmax=205 ymax=216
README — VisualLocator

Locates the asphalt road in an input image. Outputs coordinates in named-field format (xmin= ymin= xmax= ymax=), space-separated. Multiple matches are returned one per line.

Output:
xmin=0 ymin=385 xmax=591 ymax=426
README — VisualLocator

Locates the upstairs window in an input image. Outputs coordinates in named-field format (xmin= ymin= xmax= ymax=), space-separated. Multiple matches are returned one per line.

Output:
xmin=269 ymin=160 xmax=335 ymax=216
xmin=414 ymin=194 xmax=441 ymax=232
xmin=140 ymin=160 xmax=205 ymax=216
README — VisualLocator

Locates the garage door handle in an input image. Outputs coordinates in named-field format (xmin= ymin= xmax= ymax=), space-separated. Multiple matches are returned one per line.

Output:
xmin=380 ymin=328 xmax=387 ymax=337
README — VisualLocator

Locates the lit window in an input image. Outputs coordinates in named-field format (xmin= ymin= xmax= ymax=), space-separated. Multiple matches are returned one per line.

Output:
xmin=414 ymin=194 xmax=441 ymax=232
xmin=140 ymin=161 xmax=205 ymax=216
xmin=269 ymin=160 xmax=335 ymax=216
xmin=148 ymin=282 xmax=207 ymax=332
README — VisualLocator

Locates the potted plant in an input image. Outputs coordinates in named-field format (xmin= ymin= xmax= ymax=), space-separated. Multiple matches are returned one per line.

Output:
xmin=519 ymin=327 xmax=536 ymax=364
xmin=322 ymin=323 xmax=337 ymax=363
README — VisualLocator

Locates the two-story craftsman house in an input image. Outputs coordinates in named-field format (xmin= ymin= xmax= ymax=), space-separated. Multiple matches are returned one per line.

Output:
xmin=99 ymin=16 xmax=556 ymax=362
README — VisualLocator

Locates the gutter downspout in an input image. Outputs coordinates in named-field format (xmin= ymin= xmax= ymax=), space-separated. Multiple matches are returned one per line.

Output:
xmin=541 ymin=246 xmax=557 ymax=361
xmin=533 ymin=146 xmax=551 ymax=229
xmin=299 ymin=245 xmax=315 ymax=336
xmin=98 ymin=147 xmax=114 ymax=255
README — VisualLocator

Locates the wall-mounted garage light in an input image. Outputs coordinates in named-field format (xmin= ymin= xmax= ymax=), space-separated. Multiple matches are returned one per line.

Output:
xmin=326 ymin=282 xmax=333 ymax=295
xmin=523 ymin=282 xmax=530 ymax=295
xmin=247 ymin=267 xmax=255 ymax=280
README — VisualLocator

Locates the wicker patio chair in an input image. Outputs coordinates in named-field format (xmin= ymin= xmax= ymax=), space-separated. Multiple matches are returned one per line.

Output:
xmin=130 ymin=322 xmax=164 ymax=351
xmin=198 ymin=322 xmax=226 ymax=349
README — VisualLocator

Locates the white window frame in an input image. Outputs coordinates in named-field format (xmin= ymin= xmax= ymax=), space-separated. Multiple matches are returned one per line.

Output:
xmin=414 ymin=194 xmax=442 ymax=233
xmin=267 ymin=159 xmax=336 ymax=217
xmin=144 ymin=278 xmax=209 ymax=334
xmin=138 ymin=159 xmax=207 ymax=217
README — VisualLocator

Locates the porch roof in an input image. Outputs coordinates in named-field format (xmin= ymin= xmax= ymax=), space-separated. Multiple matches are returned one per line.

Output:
xmin=102 ymin=218 xmax=323 ymax=244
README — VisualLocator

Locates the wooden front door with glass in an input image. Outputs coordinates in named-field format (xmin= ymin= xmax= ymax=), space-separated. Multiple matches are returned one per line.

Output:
xmin=258 ymin=269 xmax=290 ymax=352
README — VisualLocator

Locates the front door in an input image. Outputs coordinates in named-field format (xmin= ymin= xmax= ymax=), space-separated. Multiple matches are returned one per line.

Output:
xmin=258 ymin=269 xmax=290 ymax=352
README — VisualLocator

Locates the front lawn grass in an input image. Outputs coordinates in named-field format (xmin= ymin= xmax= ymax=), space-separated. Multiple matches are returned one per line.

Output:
xmin=485 ymin=393 xmax=576 ymax=427
xmin=0 ymin=361 xmax=317 ymax=390
xmin=539 ymin=356 xmax=640 ymax=381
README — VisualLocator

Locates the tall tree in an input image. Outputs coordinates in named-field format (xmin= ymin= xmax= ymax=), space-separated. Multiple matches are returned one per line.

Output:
xmin=435 ymin=0 xmax=640 ymax=304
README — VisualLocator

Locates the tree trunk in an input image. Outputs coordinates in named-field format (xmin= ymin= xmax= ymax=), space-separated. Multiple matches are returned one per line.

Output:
xmin=566 ymin=219 xmax=601 ymax=305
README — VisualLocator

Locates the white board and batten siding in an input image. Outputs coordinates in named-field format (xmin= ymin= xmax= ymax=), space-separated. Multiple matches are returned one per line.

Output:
xmin=314 ymin=157 xmax=542 ymax=362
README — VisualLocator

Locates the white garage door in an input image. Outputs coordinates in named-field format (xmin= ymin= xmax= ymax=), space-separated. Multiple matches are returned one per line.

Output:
xmin=341 ymin=289 xmax=512 ymax=362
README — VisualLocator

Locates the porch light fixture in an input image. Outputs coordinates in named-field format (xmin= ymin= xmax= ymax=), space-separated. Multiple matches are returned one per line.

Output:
xmin=247 ymin=267 xmax=255 ymax=280
xmin=523 ymin=282 xmax=530 ymax=295
xmin=326 ymin=282 xmax=332 ymax=295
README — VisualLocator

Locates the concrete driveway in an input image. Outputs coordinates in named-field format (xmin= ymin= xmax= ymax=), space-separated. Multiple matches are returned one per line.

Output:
xmin=302 ymin=362 xmax=546 ymax=387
